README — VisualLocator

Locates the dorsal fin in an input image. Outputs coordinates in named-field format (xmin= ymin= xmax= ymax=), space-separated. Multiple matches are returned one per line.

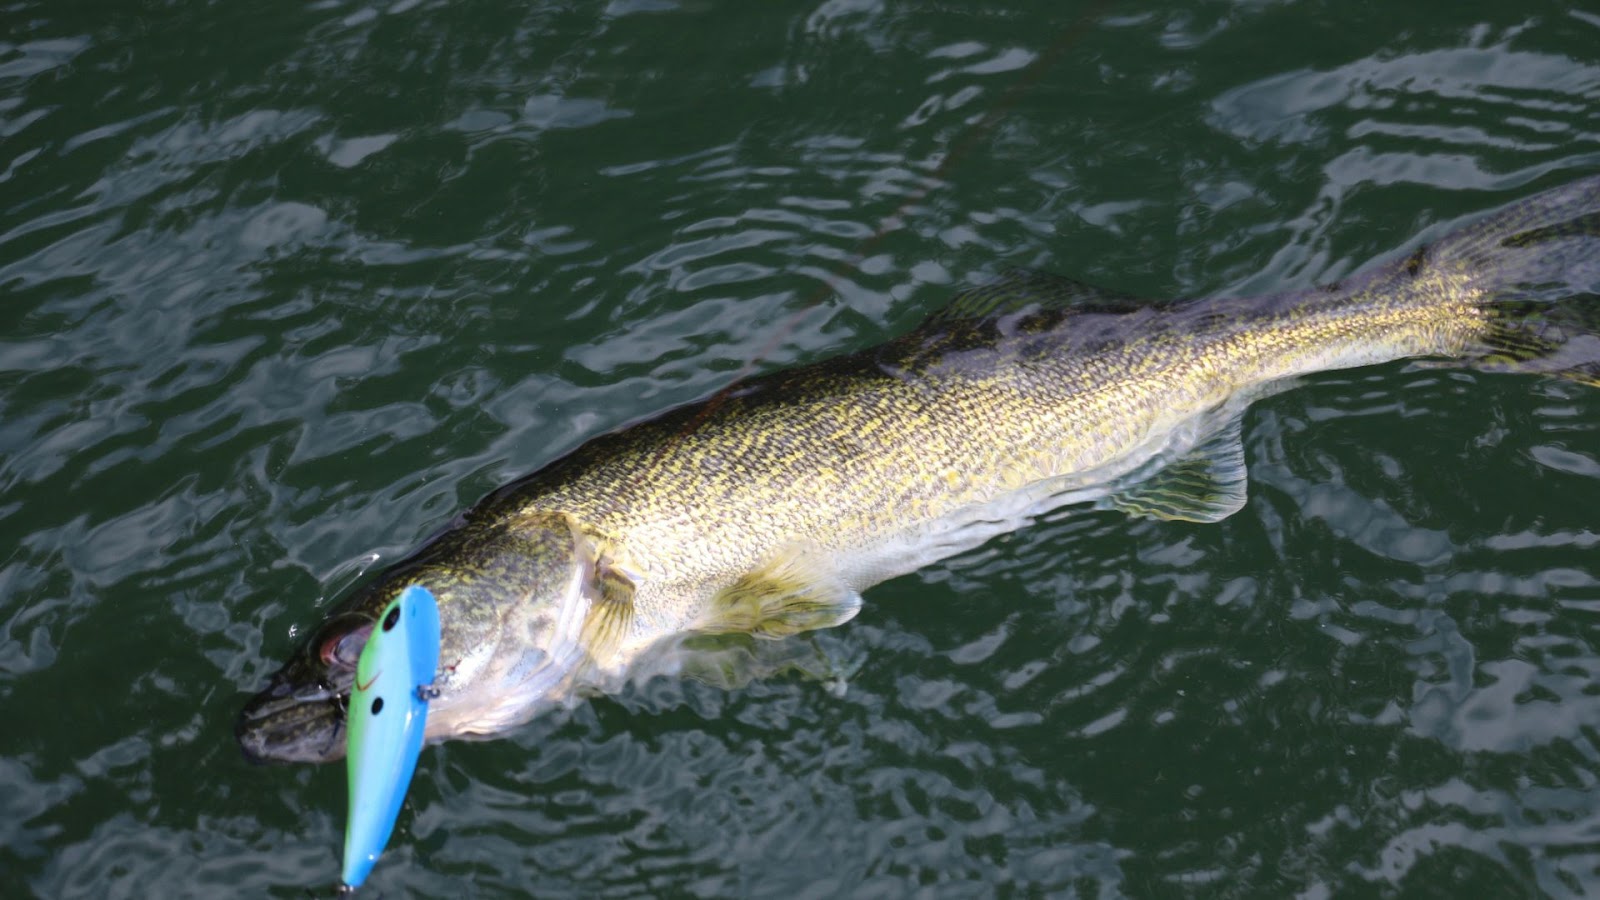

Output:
xmin=919 ymin=268 xmax=1155 ymax=328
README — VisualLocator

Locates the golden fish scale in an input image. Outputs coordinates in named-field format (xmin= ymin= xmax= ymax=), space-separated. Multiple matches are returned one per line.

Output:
xmin=492 ymin=265 xmax=1488 ymax=636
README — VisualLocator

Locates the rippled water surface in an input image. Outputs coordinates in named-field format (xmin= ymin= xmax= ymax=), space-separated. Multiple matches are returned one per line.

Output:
xmin=5 ymin=0 xmax=1600 ymax=896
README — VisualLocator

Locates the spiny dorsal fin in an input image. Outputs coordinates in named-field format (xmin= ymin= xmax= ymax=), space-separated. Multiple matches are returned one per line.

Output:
xmin=1098 ymin=415 xmax=1249 ymax=523
xmin=919 ymin=268 xmax=1154 ymax=328
xmin=703 ymin=547 xmax=862 ymax=639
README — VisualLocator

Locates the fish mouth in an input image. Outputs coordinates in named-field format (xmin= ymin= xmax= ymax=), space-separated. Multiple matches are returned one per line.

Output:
xmin=236 ymin=669 xmax=350 ymax=765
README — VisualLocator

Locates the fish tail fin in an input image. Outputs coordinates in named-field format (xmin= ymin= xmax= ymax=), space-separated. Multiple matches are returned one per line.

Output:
xmin=1420 ymin=174 xmax=1600 ymax=384
xmin=1472 ymin=296 xmax=1600 ymax=386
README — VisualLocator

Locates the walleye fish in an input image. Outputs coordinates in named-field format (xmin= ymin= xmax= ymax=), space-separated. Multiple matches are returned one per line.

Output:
xmin=239 ymin=175 xmax=1600 ymax=765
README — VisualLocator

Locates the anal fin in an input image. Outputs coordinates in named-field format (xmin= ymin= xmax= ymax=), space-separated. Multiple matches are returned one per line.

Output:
xmin=1098 ymin=415 xmax=1249 ymax=523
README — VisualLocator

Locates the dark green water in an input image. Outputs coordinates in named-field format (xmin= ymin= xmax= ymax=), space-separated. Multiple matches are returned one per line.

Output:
xmin=4 ymin=0 xmax=1600 ymax=896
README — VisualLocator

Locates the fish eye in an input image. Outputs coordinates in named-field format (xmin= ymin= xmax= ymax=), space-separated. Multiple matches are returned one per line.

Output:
xmin=383 ymin=605 xmax=401 ymax=631
xmin=319 ymin=622 xmax=374 ymax=671
xmin=371 ymin=697 xmax=384 ymax=715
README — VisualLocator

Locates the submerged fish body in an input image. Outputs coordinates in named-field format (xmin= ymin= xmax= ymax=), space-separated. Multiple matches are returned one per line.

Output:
xmin=239 ymin=176 xmax=1600 ymax=765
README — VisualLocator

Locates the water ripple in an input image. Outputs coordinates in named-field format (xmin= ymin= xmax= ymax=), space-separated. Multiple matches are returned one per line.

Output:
xmin=4 ymin=1 xmax=1600 ymax=897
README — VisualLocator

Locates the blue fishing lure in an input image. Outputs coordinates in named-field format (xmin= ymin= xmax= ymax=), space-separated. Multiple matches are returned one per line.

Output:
xmin=340 ymin=584 xmax=440 ymax=891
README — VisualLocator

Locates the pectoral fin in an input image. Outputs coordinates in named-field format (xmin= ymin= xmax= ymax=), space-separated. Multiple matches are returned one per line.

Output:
xmin=1099 ymin=416 xmax=1249 ymax=523
xmin=705 ymin=549 xmax=862 ymax=639
xmin=570 ymin=522 xmax=639 ymax=664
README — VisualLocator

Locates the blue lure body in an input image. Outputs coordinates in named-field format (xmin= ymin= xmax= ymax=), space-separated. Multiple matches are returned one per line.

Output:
xmin=340 ymin=584 xmax=440 ymax=890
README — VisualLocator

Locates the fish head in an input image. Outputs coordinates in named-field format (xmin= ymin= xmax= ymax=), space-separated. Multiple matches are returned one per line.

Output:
xmin=237 ymin=513 xmax=631 ymax=764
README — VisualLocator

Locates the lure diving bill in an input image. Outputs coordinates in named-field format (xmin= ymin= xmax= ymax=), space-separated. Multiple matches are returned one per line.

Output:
xmin=340 ymin=584 xmax=441 ymax=891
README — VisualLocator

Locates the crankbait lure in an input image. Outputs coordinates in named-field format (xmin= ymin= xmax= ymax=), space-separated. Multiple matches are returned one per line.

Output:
xmin=340 ymin=584 xmax=440 ymax=891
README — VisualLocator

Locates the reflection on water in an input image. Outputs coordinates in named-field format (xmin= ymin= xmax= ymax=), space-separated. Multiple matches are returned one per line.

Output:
xmin=4 ymin=0 xmax=1600 ymax=896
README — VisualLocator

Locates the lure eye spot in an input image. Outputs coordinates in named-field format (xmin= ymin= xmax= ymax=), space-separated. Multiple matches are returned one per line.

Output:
xmin=383 ymin=606 xmax=401 ymax=632
xmin=371 ymin=696 xmax=384 ymax=716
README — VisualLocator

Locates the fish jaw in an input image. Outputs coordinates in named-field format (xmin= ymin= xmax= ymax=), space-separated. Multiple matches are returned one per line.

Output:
xmin=238 ymin=513 xmax=625 ymax=764
xmin=236 ymin=652 xmax=352 ymax=765
xmin=234 ymin=649 xmax=584 ymax=765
